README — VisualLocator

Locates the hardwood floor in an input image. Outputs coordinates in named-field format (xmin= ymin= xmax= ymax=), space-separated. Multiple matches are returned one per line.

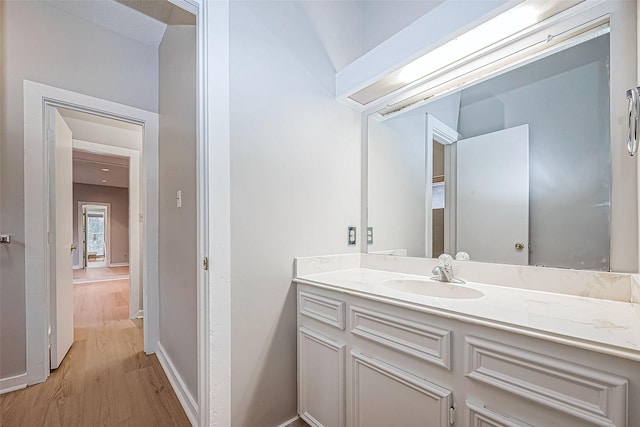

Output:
xmin=0 ymin=278 xmax=190 ymax=427
xmin=73 ymin=266 xmax=130 ymax=282
xmin=74 ymin=279 xmax=130 ymax=328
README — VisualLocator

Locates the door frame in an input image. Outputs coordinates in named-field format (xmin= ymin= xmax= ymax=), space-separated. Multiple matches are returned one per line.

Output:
xmin=73 ymin=140 xmax=142 ymax=318
xmin=24 ymin=80 xmax=159 ymax=381
xmin=194 ymin=1 xmax=231 ymax=425
xmin=424 ymin=114 xmax=459 ymax=258
xmin=78 ymin=203 xmax=111 ymax=269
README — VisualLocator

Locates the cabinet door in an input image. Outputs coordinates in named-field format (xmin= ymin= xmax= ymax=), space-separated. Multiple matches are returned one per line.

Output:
xmin=299 ymin=327 xmax=346 ymax=427
xmin=351 ymin=351 xmax=452 ymax=427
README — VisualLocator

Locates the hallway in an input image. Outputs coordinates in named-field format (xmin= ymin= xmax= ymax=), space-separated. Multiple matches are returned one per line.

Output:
xmin=0 ymin=277 xmax=190 ymax=426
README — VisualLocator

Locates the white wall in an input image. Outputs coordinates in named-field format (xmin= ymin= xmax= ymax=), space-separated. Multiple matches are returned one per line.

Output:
xmin=368 ymin=114 xmax=426 ymax=256
xmin=361 ymin=0 xmax=445 ymax=54
xmin=229 ymin=2 xmax=362 ymax=425
xmin=158 ymin=25 xmax=198 ymax=398
xmin=0 ymin=0 xmax=157 ymax=380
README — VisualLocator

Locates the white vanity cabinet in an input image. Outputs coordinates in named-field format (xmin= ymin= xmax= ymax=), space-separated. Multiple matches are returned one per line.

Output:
xmin=297 ymin=283 xmax=636 ymax=427
xmin=298 ymin=286 xmax=456 ymax=427
xmin=297 ymin=291 xmax=347 ymax=427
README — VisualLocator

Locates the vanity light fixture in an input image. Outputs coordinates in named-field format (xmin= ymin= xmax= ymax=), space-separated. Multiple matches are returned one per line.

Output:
xmin=396 ymin=1 xmax=578 ymax=84
xmin=101 ymin=168 xmax=110 ymax=172
xmin=101 ymin=179 xmax=107 ymax=183
xmin=346 ymin=0 xmax=584 ymax=106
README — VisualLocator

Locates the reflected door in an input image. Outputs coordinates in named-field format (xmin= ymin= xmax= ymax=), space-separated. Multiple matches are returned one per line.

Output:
xmin=456 ymin=125 xmax=529 ymax=265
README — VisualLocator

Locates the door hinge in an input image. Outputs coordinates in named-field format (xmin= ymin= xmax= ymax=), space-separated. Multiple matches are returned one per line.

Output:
xmin=203 ymin=257 xmax=209 ymax=271
xmin=449 ymin=404 xmax=456 ymax=425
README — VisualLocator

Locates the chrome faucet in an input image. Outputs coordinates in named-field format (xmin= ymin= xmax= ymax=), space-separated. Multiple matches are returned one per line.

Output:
xmin=431 ymin=254 xmax=465 ymax=284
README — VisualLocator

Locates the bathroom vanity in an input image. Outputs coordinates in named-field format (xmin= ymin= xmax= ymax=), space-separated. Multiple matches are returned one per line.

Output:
xmin=294 ymin=254 xmax=640 ymax=427
xmin=302 ymin=1 xmax=640 ymax=425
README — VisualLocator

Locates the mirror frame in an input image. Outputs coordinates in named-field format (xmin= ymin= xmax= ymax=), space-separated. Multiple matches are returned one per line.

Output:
xmin=360 ymin=0 xmax=638 ymax=273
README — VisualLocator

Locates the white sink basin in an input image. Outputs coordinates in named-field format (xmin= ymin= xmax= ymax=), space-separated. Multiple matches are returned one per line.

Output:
xmin=382 ymin=279 xmax=484 ymax=299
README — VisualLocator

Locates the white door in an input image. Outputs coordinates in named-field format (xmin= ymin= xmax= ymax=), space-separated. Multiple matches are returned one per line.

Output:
xmin=50 ymin=109 xmax=74 ymax=369
xmin=456 ymin=125 xmax=529 ymax=265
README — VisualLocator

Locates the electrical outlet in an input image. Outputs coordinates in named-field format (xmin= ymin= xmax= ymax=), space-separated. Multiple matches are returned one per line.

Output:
xmin=348 ymin=227 xmax=357 ymax=245
xmin=367 ymin=227 xmax=373 ymax=245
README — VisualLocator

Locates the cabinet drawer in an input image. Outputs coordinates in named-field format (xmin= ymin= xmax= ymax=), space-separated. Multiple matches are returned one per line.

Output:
xmin=465 ymin=336 xmax=628 ymax=427
xmin=350 ymin=305 xmax=451 ymax=369
xmin=299 ymin=291 xmax=346 ymax=330
xmin=466 ymin=400 xmax=532 ymax=427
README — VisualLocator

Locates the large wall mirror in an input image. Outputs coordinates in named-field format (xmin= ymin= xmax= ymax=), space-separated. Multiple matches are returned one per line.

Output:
xmin=366 ymin=1 xmax=637 ymax=272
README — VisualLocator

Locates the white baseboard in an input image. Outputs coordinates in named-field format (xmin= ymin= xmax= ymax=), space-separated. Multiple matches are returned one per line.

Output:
xmin=0 ymin=373 xmax=28 ymax=395
xmin=134 ymin=310 xmax=144 ymax=319
xmin=278 ymin=415 xmax=303 ymax=427
xmin=109 ymin=262 xmax=130 ymax=267
xmin=156 ymin=342 xmax=198 ymax=426
xmin=73 ymin=265 xmax=82 ymax=270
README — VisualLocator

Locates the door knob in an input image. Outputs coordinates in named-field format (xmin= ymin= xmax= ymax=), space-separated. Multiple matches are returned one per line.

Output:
xmin=515 ymin=242 xmax=525 ymax=250
xmin=71 ymin=244 xmax=77 ymax=252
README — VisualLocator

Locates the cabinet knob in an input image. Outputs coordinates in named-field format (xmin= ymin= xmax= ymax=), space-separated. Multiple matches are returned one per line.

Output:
xmin=515 ymin=242 xmax=525 ymax=251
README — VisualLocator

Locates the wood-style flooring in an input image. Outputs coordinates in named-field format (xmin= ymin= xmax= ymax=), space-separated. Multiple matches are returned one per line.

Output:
xmin=0 ymin=274 xmax=190 ymax=427
xmin=73 ymin=266 xmax=130 ymax=282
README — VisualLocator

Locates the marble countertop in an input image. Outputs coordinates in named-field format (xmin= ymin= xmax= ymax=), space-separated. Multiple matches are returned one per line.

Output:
xmin=295 ymin=268 xmax=640 ymax=362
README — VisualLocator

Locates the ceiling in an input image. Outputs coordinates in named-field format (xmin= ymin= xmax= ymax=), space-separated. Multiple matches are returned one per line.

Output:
xmin=42 ymin=0 xmax=195 ymax=48
xmin=115 ymin=0 xmax=195 ymax=25
xmin=58 ymin=107 xmax=143 ymax=132
xmin=73 ymin=151 xmax=130 ymax=189
xmin=59 ymin=107 xmax=139 ymax=189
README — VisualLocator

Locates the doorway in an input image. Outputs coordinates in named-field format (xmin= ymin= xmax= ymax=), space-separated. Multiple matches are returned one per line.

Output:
xmin=81 ymin=204 xmax=109 ymax=268
xmin=24 ymin=81 xmax=158 ymax=380
xmin=19 ymin=0 xmax=215 ymax=423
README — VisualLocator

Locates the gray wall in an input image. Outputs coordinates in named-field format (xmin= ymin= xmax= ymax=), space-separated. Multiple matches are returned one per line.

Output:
xmin=0 ymin=1 xmax=157 ymax=379
xmin=158 ymin=25 xmax=198 ymax=399
xmin=458 ymin=35 xmax=611 ymax=270
xmin=229 ymin=2 xmax=362 ymax=425
xmin=72 ymin=184 xmax=130 ymax=266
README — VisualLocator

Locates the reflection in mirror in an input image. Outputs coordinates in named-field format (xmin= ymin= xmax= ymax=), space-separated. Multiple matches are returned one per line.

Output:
xmin=368 ymin=33 xmax=614 ymax=271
